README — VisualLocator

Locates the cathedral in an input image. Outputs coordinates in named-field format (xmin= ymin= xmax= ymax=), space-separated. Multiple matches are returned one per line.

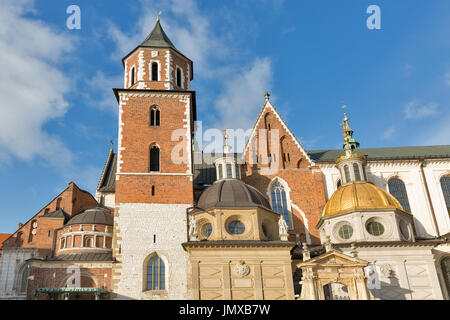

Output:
xmin=0 ymin=19 xmax=449 ymax=301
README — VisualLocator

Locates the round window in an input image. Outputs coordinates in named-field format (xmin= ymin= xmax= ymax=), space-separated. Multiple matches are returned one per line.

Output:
xmin=202 ymin=223 xmax=212 ymax=238
xmin=228 ymin=221 xmax=245 ymax=235
xmin=366 ymin=221 xmax=384 ymax=236
xmin=338 ymin=224 xmax=353 ymax=240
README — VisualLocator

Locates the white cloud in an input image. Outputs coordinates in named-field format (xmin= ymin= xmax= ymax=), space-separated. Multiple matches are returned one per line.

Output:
xmin=213 ymin=57 xmax=273 ymax=130
xmin=404 ymin=99 xmax=439 ymax=119
xmin=84 ymin=71 xmax=122 ymax=113
xmin=0 ymin=0 xmax=75 ymax=169
xmin=107 ymin=0 xmax=275 ymax=135
xmin=382 ymin=126 xmax=396 ymax=140
xmin=108 ymin=0 xmax=229 ymax=78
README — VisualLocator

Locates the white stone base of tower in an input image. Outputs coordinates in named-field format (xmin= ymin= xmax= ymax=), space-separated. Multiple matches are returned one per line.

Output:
xmin=112 ymin=203 xmax=189 ymax=300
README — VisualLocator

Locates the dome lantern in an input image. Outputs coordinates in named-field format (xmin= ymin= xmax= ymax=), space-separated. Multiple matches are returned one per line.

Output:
xmin=336 ymin=112 xmax=368 ymax=186
xmin=213 ymin=126 xmax=241 ymax=180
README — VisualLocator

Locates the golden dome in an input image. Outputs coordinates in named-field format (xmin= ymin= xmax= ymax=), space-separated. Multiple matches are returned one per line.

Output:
xmin=322 ymin=182 xmax=407 ymax=218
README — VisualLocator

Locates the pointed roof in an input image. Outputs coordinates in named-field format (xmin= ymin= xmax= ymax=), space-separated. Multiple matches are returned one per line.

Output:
xmin=243 ymin=95 xmax=315 ymax=166
xmin=141 ymin=20 xmax=177 ymax=49
xmin=96 ymin=147 xmax=117 ymax=193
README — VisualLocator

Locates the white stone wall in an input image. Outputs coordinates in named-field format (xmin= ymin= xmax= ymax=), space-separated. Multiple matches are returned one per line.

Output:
xmin=340 ymin=245 xmax=446 ymax=300
xmin=113 ymin=203 xmax=189 ymax=300
xmin=94 ymin=191 xmax=115 ymax=208
xmin=0 ymin=248 xmax=38 ymax=300
xmin=319 ymin=159 xmax=450 ymax=239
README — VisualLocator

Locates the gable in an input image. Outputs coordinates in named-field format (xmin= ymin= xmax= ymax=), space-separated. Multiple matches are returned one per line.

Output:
xmin=243 ymin=99 xmax=314 ymax=168
xmin=304 ymin=250 xmax=368 ymax=266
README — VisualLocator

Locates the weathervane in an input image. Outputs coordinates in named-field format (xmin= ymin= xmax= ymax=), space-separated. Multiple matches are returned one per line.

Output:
xmin=156 ymin=10 xmax=162 ymax=22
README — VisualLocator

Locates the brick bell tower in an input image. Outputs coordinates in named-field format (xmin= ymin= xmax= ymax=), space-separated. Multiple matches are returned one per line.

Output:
xmin=111 ymin=16 xmax=196 ymax=300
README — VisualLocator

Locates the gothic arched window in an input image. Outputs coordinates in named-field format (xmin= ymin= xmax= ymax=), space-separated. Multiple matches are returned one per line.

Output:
xmin=150 ymin=106 xmax=160 ymax=126
xmin=440 ymin=175 xmax=450 ymax=214
xmin=149 ymin=145 xmax=160 ymax=172
xmin=151 ymin=62 xmax=158 ymax=81
xmin=176 ymin=68 xmax=182 ymax=87
xmin=146 ymin=254 xmax=165 ymax=291
xmin=353 ymin=163 xmax=361 ymax=181
xmin=270 ymin=181 xmax=292 ymax=229
xmin=388 ymin=178 xmax=411 ymax=212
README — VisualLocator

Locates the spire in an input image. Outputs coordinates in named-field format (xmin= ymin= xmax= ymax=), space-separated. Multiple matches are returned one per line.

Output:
xmin=339 ymin=109 xmax=360 ymax=155
xmin=141 ymin=18 xmax=176 ymax=49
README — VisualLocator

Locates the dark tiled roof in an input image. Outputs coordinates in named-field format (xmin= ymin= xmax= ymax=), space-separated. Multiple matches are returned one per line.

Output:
xmin=308 ymin=145 xmax=450 ymax=163
xmin=195 ymin=179 xmax=271 ymax=212
xmin=141 ymin=20 xmax=176 ymax=50
xmin=97 ymin=149 xmax=116 ymax=193
xmin=47 ymin=252 xmax=114 ymax=262
xmin=40 ymin=208 xmax=71 ymax=223
xmin=66 ymin=208 xmax=113 ymax=226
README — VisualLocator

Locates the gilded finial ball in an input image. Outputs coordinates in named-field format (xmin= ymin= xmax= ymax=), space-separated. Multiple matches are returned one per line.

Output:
xmin=344 ymin=137 xmax=349 ymax=142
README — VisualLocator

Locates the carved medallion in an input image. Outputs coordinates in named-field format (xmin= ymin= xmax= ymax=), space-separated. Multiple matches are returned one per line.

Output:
xmin=234 ymin=261 xmax=250 ymax=277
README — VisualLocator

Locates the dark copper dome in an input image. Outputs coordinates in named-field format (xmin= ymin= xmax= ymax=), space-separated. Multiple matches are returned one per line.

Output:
xmin=66 ymin=207 xmax=113 ymax=226
xmin=196 ymin=179 xmax=271 ymax=211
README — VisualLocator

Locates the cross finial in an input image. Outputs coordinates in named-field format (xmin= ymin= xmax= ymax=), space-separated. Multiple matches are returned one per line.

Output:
xmin=110 ymin=139 xmax=114 ymax=150
xmin=264 ymin=91 xmax=270 ymax=100
xmin=156 ymin=10 xmax=162 ymax=22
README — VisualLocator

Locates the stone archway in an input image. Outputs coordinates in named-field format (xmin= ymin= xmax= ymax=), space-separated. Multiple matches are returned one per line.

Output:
xmin=297 ymin=250 xmax=373 ymax=300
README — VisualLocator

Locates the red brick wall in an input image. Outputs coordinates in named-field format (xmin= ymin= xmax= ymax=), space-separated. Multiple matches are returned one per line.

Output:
xmin=2 ymin=182 xmax=98 ymax=258
xmin=125 ymin=48 xmax=191 ymax=90
xmin=27 ymin=265 xmax=112 ymax=300
xmin=242 ymin=107 xmax=326 ymax=244
xmin=116 ymin=93 xmax=194 ymax=204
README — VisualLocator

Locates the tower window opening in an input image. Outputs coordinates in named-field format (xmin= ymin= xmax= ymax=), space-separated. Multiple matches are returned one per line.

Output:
xmin=150 ymin=107 xmax=160 ymax=126
xmin=152 ymin=185 xmax=155 ymax=196
xmin=130 ymin=67 xmax=135 ymax=86
xmin=151 ymin=62 xmax=158 ymax=81
xmin=176 ymin=68 xmax=182 ymax=87
xmin=150 ymin=145 xmax=160 ymax=172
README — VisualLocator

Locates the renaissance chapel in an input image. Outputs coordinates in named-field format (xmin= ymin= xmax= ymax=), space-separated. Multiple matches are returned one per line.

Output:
xmin=0 ymin=19 xmax=449 ymax=300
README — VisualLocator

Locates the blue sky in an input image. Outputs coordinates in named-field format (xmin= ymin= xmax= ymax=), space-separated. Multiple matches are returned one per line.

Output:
xmin=0 ymin=0 xmax=449 ymax=233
